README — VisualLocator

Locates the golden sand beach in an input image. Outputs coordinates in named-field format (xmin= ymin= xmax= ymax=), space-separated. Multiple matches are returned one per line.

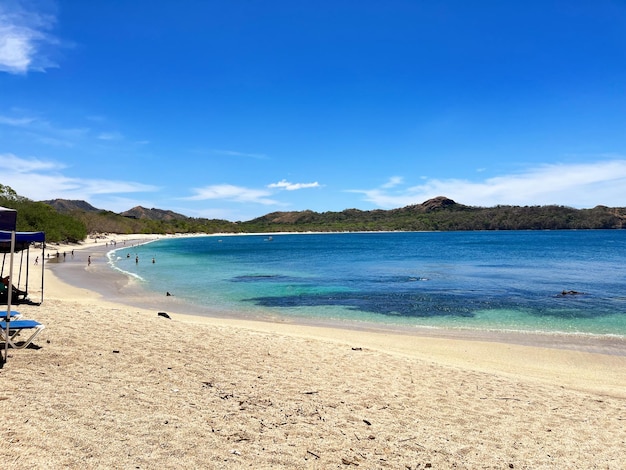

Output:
xmin=1 ymin=235 xmax=625 ymax=468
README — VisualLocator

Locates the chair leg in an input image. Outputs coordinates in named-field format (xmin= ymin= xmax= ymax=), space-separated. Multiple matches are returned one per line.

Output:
xmin=1 ymin=323 xmax=45 ymax=349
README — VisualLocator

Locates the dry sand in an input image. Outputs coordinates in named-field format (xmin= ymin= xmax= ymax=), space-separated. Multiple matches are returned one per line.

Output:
xmin=1 ymin=235 xmax=625 ymax=469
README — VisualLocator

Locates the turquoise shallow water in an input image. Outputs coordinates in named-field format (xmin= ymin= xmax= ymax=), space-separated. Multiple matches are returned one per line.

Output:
xmin=108 ymin=231 xmax=626 ymax=336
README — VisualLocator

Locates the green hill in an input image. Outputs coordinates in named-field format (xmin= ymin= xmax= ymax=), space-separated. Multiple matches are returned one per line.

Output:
xmin=2 ymin=185 xmax=626 ymax=243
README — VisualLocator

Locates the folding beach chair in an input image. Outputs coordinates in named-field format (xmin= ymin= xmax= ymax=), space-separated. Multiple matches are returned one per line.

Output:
xmin=2 ymin=310 xmax=21 ymax=320
xmin=0 ymin=319 xmax=45 ymax=349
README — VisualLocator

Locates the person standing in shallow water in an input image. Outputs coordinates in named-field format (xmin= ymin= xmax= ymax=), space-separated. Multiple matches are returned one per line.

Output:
xmin=135 ymin=255 xmax=139 ymax=264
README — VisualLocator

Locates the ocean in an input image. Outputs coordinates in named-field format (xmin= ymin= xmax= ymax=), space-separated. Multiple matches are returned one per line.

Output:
xmin=108 ymin=230 xmax=626 ymax=337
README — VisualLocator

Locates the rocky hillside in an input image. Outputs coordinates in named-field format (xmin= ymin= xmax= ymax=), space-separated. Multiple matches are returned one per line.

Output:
xmin=119 ymin=206 xmax=188 ymax=221
xmin=42 ymin=199 xmax=101 ymax=213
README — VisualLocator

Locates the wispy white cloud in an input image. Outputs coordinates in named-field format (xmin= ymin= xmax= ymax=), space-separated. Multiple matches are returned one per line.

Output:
xmin=0 ymin=152 xmax=62 ymax=172
xmin=187 ymin=179 xmax=321 ymax=206
xmin=349 ymin=160 xmax=626 ymax=209
xmin=0 ymin=111 xmax=77 ymax=146
xmin=208 ymin=149 xmax=268 ymax=159
xmin=0 ymin=1 xmax=60 ymax=74
xmin=35 ymin=135 xmax=75 ymax=147
xmin=0 ymin=115 xmax=36 ymax=126
xmin=381 ymin=176 xmax=403 ymax=189
xmin=0 ymin=111 xmax=147 ymax=150
xmin=0 ymin=153 xmax=158 ymax=202
xmin=0 ymin=111 xmax=91 ymax=147
xmin=267 ymin=179 xmax=321 ymax=191
xmin=97 ymin=131 xmax=123 ymax=141
xmin=76 ymin=179 xmax=156 ymax=195
xmin=186 ymin=184 xmax=280 ymax=205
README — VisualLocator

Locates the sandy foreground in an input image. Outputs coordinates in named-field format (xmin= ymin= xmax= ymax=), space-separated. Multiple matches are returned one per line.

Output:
xmin=1 ymin=235 xmax=625 ymax=469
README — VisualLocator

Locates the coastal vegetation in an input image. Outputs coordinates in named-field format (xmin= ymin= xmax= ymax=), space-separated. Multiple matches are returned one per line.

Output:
xmin=0 ymin=184 xmax=87 ymax=243
xmin=243 ymin=200 xmax=626 ymax=232
xmin=2 ymin=185 xmax=625 ymax=242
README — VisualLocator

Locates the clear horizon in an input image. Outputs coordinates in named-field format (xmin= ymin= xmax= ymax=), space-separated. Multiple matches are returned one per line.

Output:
xmin=1 ymin=1 xmax=626 ymax=221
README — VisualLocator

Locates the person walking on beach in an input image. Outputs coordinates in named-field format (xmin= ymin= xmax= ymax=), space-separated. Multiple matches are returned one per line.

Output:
xmin=34 ymin=256 xmax=38 ymax=265
xmin=88 ymin=256 xmax=91 ymax=266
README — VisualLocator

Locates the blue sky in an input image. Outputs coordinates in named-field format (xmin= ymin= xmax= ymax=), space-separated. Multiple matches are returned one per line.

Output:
xmin=1 ymin=0 xmax=626 ymax=221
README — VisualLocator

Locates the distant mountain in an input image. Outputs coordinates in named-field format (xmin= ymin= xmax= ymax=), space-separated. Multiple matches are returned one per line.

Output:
xmin=36 ymin=195 xmax=626 ymax=235
xmin=119 ymin=206 xmax=188 ymax=221
xmin=42 ymin=199 xmax=189 ymax=222
xmin=42 ymin=199 xmax=102 ymax=213
xmin=399 ymin=196 xmax=459 ymax=212
xmin=249 ymin=197 xmax=463 ymax=224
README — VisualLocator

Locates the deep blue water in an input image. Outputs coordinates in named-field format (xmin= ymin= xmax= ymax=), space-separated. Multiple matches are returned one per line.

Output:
xmin=108 ymin=231 xmax=626 ymax=336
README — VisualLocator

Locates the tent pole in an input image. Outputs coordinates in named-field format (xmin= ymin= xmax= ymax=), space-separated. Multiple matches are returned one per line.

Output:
xmin=3 ymin=230 xmax=15 ymax=363
xmin=40 ymin=243 xmax=45 ymax=304
xmin=24 ymin=246 xmax=29 ymax=298
xmin=18 ymin=249 xmax=24 ymax=289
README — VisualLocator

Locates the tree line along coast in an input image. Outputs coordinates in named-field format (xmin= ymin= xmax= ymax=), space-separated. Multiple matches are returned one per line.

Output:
xmin=2 ymin=185 xmax=625 ymax=244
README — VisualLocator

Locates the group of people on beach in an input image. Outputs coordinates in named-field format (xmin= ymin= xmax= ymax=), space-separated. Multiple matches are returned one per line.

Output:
xmin=124 ymin=253 xmax=155 ymax=264
xmin=29 ymin=241 xmax=155 ymax=269
xmin=34 ymin=250 xmax=76 ymax=266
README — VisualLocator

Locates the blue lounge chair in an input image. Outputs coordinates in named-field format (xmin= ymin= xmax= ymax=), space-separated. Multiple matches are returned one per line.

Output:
xmin=2 ymin=310 xmax=22 ymax=320
xmin=0 ymin=319 xmax=45 ymax=349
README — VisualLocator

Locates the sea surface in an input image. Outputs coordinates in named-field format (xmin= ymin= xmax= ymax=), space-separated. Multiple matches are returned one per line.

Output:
xmin=108 ymin=230 xmax=626 ymax=337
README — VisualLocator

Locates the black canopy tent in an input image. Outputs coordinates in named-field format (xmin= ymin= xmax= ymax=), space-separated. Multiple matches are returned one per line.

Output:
xmin=1 ymin=206 xmax=46 ymax=364
xmin=0 ymin=205 xmax=46 ymax=305
xmin=0 ymin=207 xmax=46 ymax=367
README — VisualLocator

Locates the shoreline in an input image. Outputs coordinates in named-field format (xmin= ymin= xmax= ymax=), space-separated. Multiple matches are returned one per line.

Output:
xmin=41 ymin=234 xmax=626 ymax=397
xmin=2 ymin=234 xmax=626 ymax=467
xmin=49 ymin=234 xmax=626 ymax=356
